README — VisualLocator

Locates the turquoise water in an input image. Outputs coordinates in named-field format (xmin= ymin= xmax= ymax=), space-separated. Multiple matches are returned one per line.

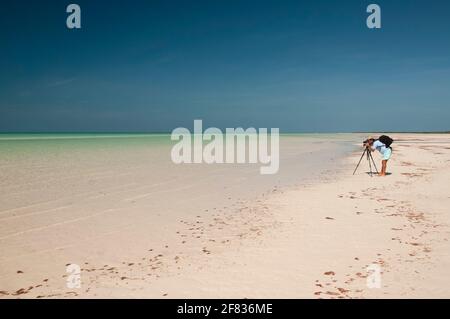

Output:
xmin=0 ymin=133 xmax=171 ymax=140
xmin=0 ymin=132 xmax=358 ymax=220
xmin=0 ymin=133 xmax=173 ymax=156
xmin=0 ymin=132 xmax=359 ymax=162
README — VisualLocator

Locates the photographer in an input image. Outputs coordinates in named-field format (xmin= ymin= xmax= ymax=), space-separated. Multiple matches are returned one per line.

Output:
xmin=364 ymin=136 xmax=393 ymax=177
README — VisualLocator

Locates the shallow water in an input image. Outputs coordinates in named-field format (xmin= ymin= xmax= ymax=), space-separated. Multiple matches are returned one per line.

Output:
xmin=0 ymin=133 xmax=359 ymax=212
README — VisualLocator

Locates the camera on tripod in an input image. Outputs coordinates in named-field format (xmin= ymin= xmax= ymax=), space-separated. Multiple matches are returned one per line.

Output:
xmin=353 ymin=138 xmax=379 ymax=177
xmin=362 ymin=138 xmax=374 ymax=147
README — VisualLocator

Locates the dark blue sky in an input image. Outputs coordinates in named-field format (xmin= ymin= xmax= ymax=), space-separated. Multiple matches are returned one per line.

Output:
xmin=1 ymin=0 xmax=450 ymax=132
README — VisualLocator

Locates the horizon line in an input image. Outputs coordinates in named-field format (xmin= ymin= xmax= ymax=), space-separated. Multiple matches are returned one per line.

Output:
xmin=1 ymin=131 xmax=449 ymax=135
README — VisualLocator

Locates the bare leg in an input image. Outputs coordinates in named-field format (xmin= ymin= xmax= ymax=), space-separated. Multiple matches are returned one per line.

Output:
xmin=379 ymin=160 xmax=387 ymax=176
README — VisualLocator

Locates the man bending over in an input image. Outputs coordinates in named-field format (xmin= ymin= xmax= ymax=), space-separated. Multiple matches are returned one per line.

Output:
xmin=365 ymin=135 xmax=393 ymax=177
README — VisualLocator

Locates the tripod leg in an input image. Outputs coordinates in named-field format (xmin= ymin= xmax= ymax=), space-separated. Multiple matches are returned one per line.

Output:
xmin=353 ymin=149 xmax=367 ymax=175
xmin=369 ymin=151 xmax=379 ymax=174
xmin=368 ymin=152 xmax=373 ymax=177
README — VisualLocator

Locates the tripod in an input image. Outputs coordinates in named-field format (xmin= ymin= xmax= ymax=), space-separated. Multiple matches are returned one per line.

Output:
xmin=353 ymin=147 xmax=379 ymax=177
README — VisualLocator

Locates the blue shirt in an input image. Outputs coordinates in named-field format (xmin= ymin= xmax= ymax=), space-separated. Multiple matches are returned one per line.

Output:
xmin=372 ymin=140 xmax=387 ymax=154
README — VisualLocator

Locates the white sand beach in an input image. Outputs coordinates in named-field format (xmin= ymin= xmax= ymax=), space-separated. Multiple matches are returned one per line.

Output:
xmin=0 ymin=133 xmax=449 ymax=298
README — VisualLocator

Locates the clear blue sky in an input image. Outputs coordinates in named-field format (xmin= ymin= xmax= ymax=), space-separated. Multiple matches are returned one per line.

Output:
xmin=1 ymin=0 xmax=450 ymax=132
